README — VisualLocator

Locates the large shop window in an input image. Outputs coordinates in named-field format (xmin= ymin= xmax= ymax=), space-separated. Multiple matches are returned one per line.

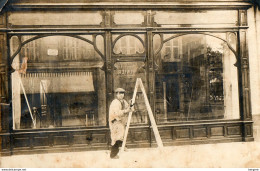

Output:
xmin=10 ymin=35 xmax=106 ymax=129
xmin=153 ymin=34 xmax=239 ymax=122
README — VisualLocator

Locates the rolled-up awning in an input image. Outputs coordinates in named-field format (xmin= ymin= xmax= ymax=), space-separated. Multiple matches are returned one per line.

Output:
xmin=20 ymin=72 xmax=95 ymax=93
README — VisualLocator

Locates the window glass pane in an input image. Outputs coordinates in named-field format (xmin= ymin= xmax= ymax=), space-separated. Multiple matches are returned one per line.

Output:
xmin=113 ymin=62 xmax=148 ymax=124
xmin=154 ymin=10 xmax=238 ymax=27
xmin=113 ymin=35 xmax=145 ymax=55
xmin=19 ymin=36 xmax=103 ymax=63
xmin=11 ymin=36 xmax=106 ymax=129
xmin=173 ymin=47 xmax=179 ymax=59
xmin=154 ymin=34 xmax=239 ymax=122
xmin=121 ymin=37 xmax=127 ymax=47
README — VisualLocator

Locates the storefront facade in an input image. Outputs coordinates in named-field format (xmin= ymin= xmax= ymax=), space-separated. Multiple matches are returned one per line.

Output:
xmin=0 ymin=0 xmax=256 ymax=155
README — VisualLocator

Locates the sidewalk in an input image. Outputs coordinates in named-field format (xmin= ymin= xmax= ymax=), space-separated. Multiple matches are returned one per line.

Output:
xmin=1 ymin=141 xmax=260 ymax=168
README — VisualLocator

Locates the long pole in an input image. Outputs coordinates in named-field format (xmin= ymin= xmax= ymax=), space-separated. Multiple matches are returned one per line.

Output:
xmin=163 ymin=82 xmax=167 ymax=121
xmin=187 ymin=84 xmax=193 ymax=121
xmin=19 ymin=75 xmax=36 ymax=128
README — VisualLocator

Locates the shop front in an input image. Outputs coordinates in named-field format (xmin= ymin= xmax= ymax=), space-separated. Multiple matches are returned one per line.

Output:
xmin=0 ymin=0 xmax=254 ymax=155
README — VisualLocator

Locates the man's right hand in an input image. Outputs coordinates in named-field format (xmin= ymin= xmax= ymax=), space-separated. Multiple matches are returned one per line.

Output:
xmin=124 ymin=107 xmax=134 ymax=113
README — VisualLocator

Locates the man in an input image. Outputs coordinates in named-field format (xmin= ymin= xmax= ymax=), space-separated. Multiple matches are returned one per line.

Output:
xmin=109 ymin=88 xmax=134 ymax=159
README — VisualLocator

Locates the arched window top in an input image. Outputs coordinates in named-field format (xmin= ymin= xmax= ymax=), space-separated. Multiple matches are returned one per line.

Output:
xmin=113 ymin=35 xmax=145 ymax=55
xmin=10 ymin=35 xmax=105 ymax=66
xmin=153 ymin=33 xmax=237 ymax=64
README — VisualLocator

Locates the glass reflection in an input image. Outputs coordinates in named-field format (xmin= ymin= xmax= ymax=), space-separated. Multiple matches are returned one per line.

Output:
xmin=113 ymin=62 xmax=148 ymax=124
xmin=113 ymin=35 xmax=145 ymax=55
xmin=154 ymin=34 xmax=239 ymax=122
xmin=11 ymin=35 xmax=106 ymax=129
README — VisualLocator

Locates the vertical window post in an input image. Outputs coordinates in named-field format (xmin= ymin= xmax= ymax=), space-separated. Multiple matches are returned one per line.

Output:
xmin=238 ymin=24 xmax=253 ymax=141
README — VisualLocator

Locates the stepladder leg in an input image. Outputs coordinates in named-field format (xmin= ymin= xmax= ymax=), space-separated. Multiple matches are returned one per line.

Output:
xmin=120 ymin=78 xmax=163 ymax=154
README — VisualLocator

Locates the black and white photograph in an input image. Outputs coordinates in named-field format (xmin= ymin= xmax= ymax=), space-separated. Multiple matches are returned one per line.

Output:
xmin=0 ymin=0 xmax=260 ymax=168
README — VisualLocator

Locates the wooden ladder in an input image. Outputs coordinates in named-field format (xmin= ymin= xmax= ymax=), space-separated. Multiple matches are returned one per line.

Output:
xmin=121 ymin=78 xmax=163 ymax=153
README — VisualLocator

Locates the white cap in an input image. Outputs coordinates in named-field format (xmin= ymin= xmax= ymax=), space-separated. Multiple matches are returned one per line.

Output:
xmin=115 ymin=88 xmax=126 ymax=93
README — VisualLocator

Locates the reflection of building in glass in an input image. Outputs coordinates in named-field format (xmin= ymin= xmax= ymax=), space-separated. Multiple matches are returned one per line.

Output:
xmin=154 ymin=35 xmax=239 ymax=122
xmin=11 ymin=36 xmax=106 ymax=129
